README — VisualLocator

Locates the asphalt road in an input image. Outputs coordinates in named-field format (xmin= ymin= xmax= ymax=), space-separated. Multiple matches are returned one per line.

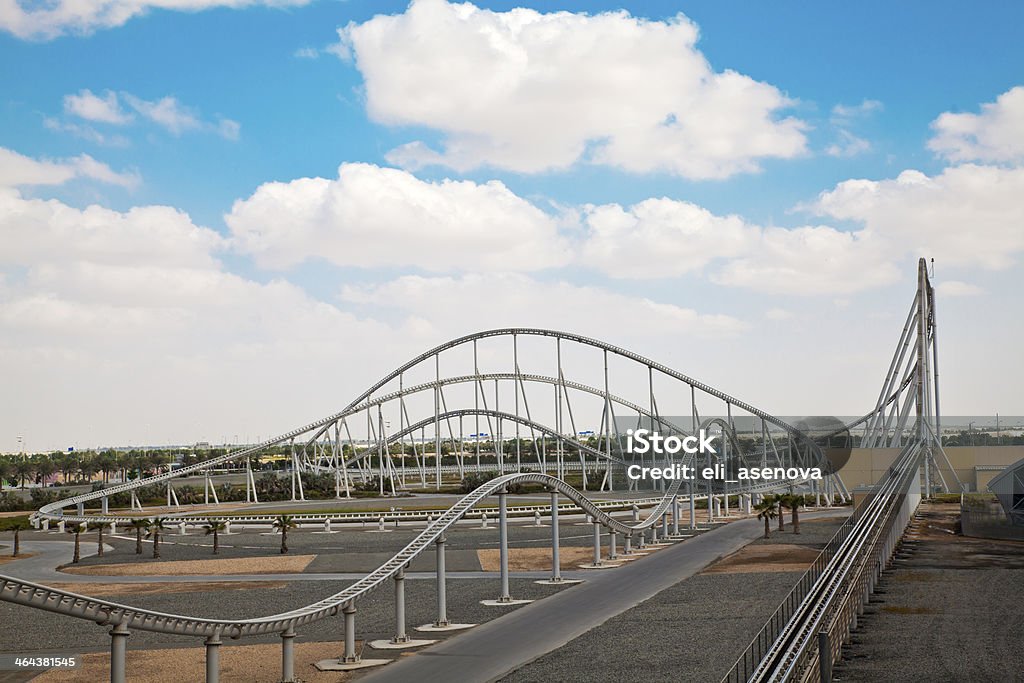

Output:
xmin=361 ymin=516 xmax=770 ymax=683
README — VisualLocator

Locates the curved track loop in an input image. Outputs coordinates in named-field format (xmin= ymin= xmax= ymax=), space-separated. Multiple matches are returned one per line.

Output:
xmin=9 ymin=471 xmax=700 ymax=638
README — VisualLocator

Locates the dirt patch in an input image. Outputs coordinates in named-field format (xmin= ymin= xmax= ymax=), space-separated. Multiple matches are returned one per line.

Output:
xmin=60 ymin=555 xmax=316 ymax=576
xmin=702 ymin=544 xmax=820 ymax=574
xmin=34 ymin=640 xmax=357 ymax=683
xmin=901 ymin=502 xmax=1024 ymax=569
xmin=46 ymin=581 xmax=290 ymax=597
xmin=0 ymin=552 xmax=36 ymax=564
xmin=478 ymin=546 xmax=607 ymax=571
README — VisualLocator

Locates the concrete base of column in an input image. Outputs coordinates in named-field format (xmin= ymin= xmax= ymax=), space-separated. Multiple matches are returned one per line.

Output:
xmin=480 ymin=598 xmax=534 ymax=606
xmin=315 ymin=658 xmax=391 ymax=672
xmin=577 ymin=562 xmax=622 ymax=569
xmin=368 ymin=638 xmax=437 ymax=650
xmin=415 ymin=622 xmax=476 ymax=632
xmin=534 ymin=578 xmax=584 ymax=585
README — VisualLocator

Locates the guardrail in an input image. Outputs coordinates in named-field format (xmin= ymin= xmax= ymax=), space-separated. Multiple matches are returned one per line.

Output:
xmin=722 ymin=439 xmax=925 ymax=682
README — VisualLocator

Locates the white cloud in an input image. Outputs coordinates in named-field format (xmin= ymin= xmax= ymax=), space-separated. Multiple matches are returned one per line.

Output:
xmin=0 ymin=187 xmax=219 ymax=268
xmin=293 ymin=47 xmax=319 ymax=59
xmin=826 ymin=99 xmax=880 ymax=158
xmin=0 ymin=0 xmax=313 ymax=40
xmin=810 ymin=164 xmax=1024 ymax=270
xmin=53 ymin=91 xmax=240 ymax=140
xmin=43 ymin=117 xmax=131 ymax=147
xmin=712 ymin=224 xmax=900 ymax=295
xmin=831 ymin=99 xmax=883 ymax=123
xmin=580 ymin=198 xmax=752 ymax=278
xmin=928 ymin=86 xmax=1024 ymax=164
xmin=335 ymin=0 xmax=807 ymax=177
xmin=124 ymin=94 xmax=201 ymax=135
xmin=217 ymin=118 xmax=241 ymax=141
xmin=825 ymin=130 xmax=872 ymax=158
xmin=63 ymin=89 xmax=132 ymax=124
xmin=226 ymin=162 xmax=571 ymax=271
xmin=0 ymin=146 xmax=139 ymax=188
xmin=935 ymin=280 xmax=984 ymax=297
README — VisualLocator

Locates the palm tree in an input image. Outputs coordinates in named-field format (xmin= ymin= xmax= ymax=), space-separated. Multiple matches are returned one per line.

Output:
xmin=755 ymin=498 xmax=778 ymax=539
xmin=128 ymin=518 xmax=150 ymax=554
xmin=781 ymin=494 xmax=802 ymax=535
xmin=87 ymin=520 xmax=106 ymax=557
xmin=203 ymin=520 xmax=226 ymax=555
xmin=146 ymin=517 xmax=168 ymax=559
xmin=273 ymin=515 xmax=296 ymax=554
xmin=765 ymin=494 xmax=785 ymax=531
xmin=66 ymin=524 xmax=84 ymax=563
xmin=14 ymin=460 xmax=34 ymax=489
xmin=10 ymin=519 xmax=30 ymax=557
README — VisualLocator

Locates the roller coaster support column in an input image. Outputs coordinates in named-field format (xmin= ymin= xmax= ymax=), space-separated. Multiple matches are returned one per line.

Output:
xmin=109 ymin=623 xmax=129 ymax=683
xmin=592 ymin=520 xmax=602 ymax=566
xmin=101 ymin=497 xmax=108 ymax=514
xmin=280 ymin=626 xmax=296 ymax=682
xmin=609 ymin=529 xmax=618 ymax=560
xmin=819 ymin=630 xmax=832 ymax=683
xmin=688 ymin=481 xmax=696 ymax=529
xmin=661 ymin=512 xmax=668 ymax=538
xmin=498 ymin=489 xmax=511 ymax=601
xmin=672 ymin=495 xmax=680 ymax=535
xmin=392 ymin=568 xmax=409 ymax=643
xmin=205 ymin=632 xmax=221 ymax=683
xmin=77 ymin=502 xmax=84 ymax=516
xmin=550 ymin=491 xmax=561 ymax=581
xmin=435 ymin=536 xmax=448 ymax=626
xmin=624 ymin=532 xmax=632 ymax=555
xmin=343 ymin=602 xmax=359 ymax=663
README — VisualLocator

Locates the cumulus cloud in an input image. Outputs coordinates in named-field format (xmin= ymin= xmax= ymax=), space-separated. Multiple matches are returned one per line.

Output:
xmin=63 ymin=89 xmax=132 ymax=124
xmin=226 ymin=162 xmax=572 ymax=271
xmin=0 ymin=0 xmax=313 ymax=40
xmin=928 ymin=86 xmax=1024 ymax=164
xmin=0 ymin=188 xmax=220 ymax=268
xmin=580 ymin=198 xmax=752 ymax=278
xmin=0 ymin=146 xmax=139 ymax=188
xmin=334 ymin=0 xmax=807 ymax=177
xmin=809 ymin=164 xmax=1024 ymax=270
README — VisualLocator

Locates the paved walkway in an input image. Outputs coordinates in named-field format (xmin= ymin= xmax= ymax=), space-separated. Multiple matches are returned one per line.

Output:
xmin=362 ymin=509 xmax=849 ymax=683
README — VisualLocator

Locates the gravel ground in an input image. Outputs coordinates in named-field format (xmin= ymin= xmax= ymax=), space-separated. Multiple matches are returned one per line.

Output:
xmin=501 ymin=516 xmax=848 ymax=683
xmin=501 ymin=571 xmax=801 ymax=683
xmin=834 ymin=503 xmax=1024 ymax=681
xmin=0 ymin=577 xmax=566 ymax=654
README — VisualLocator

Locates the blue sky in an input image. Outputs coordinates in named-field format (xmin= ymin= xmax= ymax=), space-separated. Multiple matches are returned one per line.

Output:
xmin=2 ymin=1 xmax=1023 ymax=450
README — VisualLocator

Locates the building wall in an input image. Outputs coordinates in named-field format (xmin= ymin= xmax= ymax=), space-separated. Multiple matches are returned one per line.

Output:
xmin=837 ymin=446 xmax=1024 ymax=492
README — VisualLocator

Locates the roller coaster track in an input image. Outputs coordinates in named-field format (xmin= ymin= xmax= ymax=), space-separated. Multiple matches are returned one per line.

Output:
xmin=2 ymin=259 xmax=944 ymax=681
